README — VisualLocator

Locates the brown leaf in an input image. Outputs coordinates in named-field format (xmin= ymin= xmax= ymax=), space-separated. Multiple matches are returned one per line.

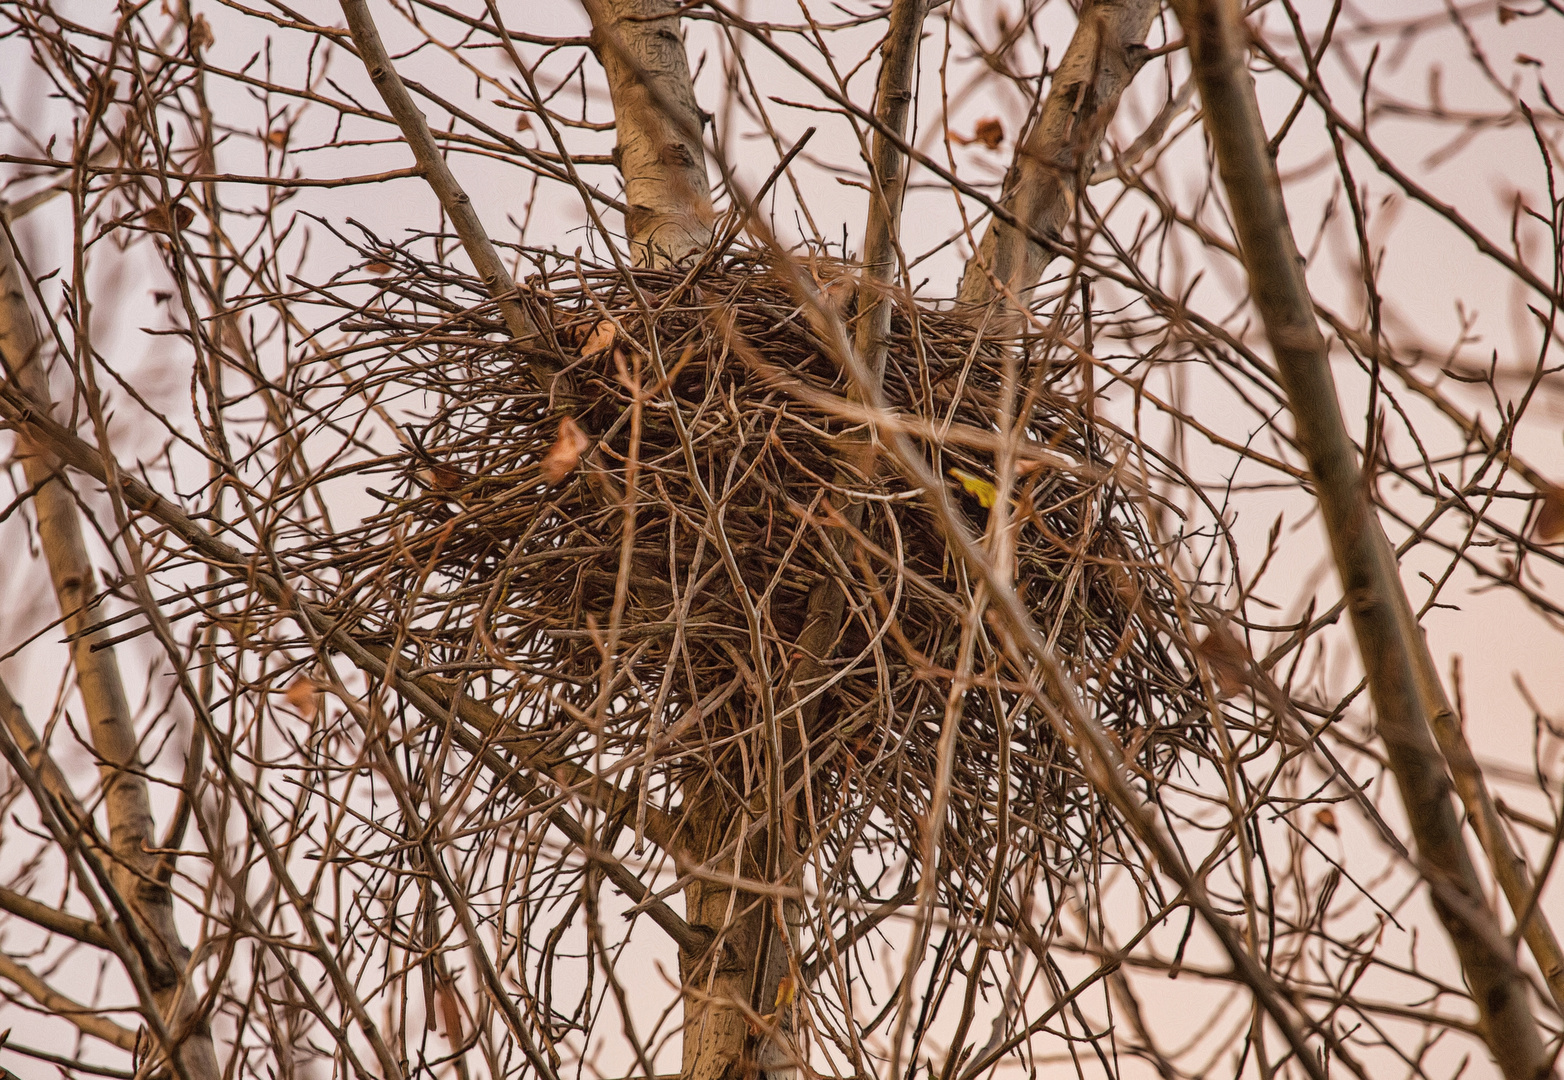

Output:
xmin=580 ymin=320 xmax=616 ymax=359
xmin=1196 ymin=624 xmax=1250 ymax=699
xmin=1498 ymin=5 xmax=1519 ymax=23
xmin=516 ymin=112 xmax=532 ymax=132
xmin=1533 ymin=487 xmax=1564 ymax=542
xmin=428 ymin=463 xmax=464 ymax=491
xmin=819 ymin=274 xmax=855 ymax=314
xmin=1516 ymin=53 xmax=1542 ymax=67
xmin=283 ymin=676 xmax=322 ymax=719
xmin=364 ymin=260 xmax=394 ymax=277
xmin=541 ymin=415 xmax=590 ymax=485
xmin=436 ymin=982 xmax=463 ymax=1041
xmin=417 ymin=462 xmax=465 ymax=497
xmin=144 ymin=202 xmax=195 ymax=233
xmin=188 ymin=13 xmax=214 ymax=51
xmin=266 ymin=128 xmax=289 ymax=149
xmin=1315 ymin=807 xmax=1339 ymax=834
xmin=971 ymin=117 xmax=1004 ymax=149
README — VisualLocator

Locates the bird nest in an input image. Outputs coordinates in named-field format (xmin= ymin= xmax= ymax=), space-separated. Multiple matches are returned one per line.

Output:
xmin=308 ymin=248 xmax=1209 ymax=901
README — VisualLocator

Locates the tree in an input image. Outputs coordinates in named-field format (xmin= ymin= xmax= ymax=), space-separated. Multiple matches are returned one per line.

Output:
xmin=1 ymin=1 xmax=1562 ymax=1079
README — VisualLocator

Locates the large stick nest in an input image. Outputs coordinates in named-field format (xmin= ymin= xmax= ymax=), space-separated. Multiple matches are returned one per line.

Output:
xmin=308 ymin=248 xmax=1210 ymax=900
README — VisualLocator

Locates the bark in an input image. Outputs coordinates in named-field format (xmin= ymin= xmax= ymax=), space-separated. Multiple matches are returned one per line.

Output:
xmin=0 ymin=230 xmax=219 ymax=1079
xmin=956 ymin=0 xmax=1159 ymax=322
xmin=587 ymin=0 xmax=715 ymax=266
xmin=1420 ymin=662 xmax=1564 ymax=1012
xmin=1170 ymin=2 xmax=1552 ymax=1076
xmin=676 ymin=787 xmax=791 ymax=1080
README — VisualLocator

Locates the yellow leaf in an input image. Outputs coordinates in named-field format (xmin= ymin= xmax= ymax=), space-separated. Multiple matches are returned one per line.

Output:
xmin=948 ymin=467 xmax=997 ymax=509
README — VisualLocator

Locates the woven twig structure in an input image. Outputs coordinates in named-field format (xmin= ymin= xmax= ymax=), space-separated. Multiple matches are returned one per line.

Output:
xmin=305 ymin=248 xmax=1209 ymax=902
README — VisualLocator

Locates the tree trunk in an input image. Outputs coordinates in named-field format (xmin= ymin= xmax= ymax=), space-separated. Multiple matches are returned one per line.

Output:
xmin=0 ymin=228 xmax=220 ymax=1080
xmin=582 ymin=5 xmax=773 ymax=1078
xmin=677 ymin=784 xmax=792 ymax=1080
xmin=1170 ymin=2 xmax=1552 ymax=1077
xmin=589 ymin=0 xmax=715 ymax=267
xmin=956 ymin=0 xmax=1159 ymax=322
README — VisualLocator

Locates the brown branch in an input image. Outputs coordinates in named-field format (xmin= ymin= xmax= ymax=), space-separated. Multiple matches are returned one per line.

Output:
xmin=337 ymin=0 xmax=541 ymax=347
xmin=0 ymin=376 xmax=706 ymax=958
xmin=787 ymin=0 xmax=928 ymax=780
xmin=1170 ymin=1 xmax=1552 ymax=1076
xmin=0 ymin=952 xmax=139 ymax=1052
xmin=956 ymin=0 xmax=1160 ymax=319
xmin=0 ymin=221 xmax=220 ymax=1080
xmin=0 ymin=883 xmax=114 ymax=950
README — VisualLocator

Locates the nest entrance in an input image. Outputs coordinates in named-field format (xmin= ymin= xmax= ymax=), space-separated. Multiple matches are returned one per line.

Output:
xmin=323 ymin=253 xmax=1206 ymax=892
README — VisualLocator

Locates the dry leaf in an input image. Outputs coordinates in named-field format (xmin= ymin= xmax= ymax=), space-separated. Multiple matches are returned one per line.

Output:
xmin=144 ymin=202 xmax=195 ymax=233
xmin=541 ymin=416 xmax=590 ymax=485
xmin=428 ymin=463 xmax=463 ymax=491
xmin=1498 ymin=5 xmax=1519 ymax=23
xmin=820 ymin=275 xmax=855 ymax=313
xmin=1516 ymin=53 xmax=1542 ymax=66
xmin=418 ymin=462 xmax=465 ymax=496
xmin=1196 ymin=624 xmax=1249 ymax=698
xmin=948 ymin=467 xmax=997 ymax=509
xmin=436 ymin=982 xmax=463 ymax=1041
xmin=283 ymin=676 xmax=322 ymax=719
xmin=971 ymin=117 xmax=1004 ymax=149
xmin=1315 ymin=807 xmax=1339 ymax=834
xmin=580 ymin=320 xmax=616 ymax=359
xmin=266 ymin=128 xmax=289 ymax=149
xmin=1533 ymin=487 xmax=1564 ymax=542
xmin=188 ymin=13 xmax=214 ymax=50
xmin=364 ymin=260 xmax=394 ymax=277
xmin=515 ymin=113 xmax=532 ymax=132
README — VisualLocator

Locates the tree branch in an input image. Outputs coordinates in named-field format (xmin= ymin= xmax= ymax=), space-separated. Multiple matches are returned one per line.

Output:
xmin=0 ymin=219 xmax=220 ymax=1080
xmin=0 ymin=376 xmax=705 ymax=958
xmin=0 ymin=952 xmax=139 ymax=1052
xmin=338 ymin=0 xmax=542 ymax=348
xmin=1170 ymin=1 xmax=1552 ymax=1075
xmin=956 ymin=0 xmax=1160 ymax=320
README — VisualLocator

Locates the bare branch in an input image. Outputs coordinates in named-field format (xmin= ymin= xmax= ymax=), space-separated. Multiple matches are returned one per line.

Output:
xmin=1171 ymin=1 xmax=1552 ymax=1075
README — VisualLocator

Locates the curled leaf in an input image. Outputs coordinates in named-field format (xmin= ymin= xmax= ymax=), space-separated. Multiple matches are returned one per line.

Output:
xmin=364 ymin=260 xmax=394 ymax=277
xmin=144 ymin=202 xmax=195 ymax=233
xmin=418 ymin=462 xmax=465 ymax=496
xmin=1196 ymin=624 xmax=1249 ymax=699
xmin=972 ymin=117 xmax=1004 ymax=149
xmin=542 ymin=416 xmax=590 ymax=485
xmin=948 ymin=467 xmax=997 ymax=509
xmin=1532 ymin=486 xmax=1564 ymax=542
xmin=581 ymin=320 xmax=616 ymax=359
xmin=283 ymin=676 xmax=322 ymax=719
xmin=188 ymin=13 xmax=214 ymax=50
xmin=1315 ymin=807 xmax=1339 ymax=834
xmin=436 ymin=981 xmax=463 ymax=1040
